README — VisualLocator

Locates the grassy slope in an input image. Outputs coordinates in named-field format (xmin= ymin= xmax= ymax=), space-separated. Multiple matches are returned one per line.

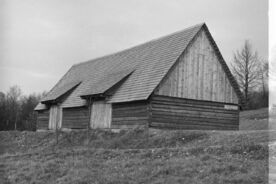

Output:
xmin=239 ymin=108 xmax=268 ymax=130
xmin=0 ymin=108 xmax=271 ymax=184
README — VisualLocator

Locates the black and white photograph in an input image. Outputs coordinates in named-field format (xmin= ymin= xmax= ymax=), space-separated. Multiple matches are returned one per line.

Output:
xmin=0 ymin=0 xmax=274 ymax=183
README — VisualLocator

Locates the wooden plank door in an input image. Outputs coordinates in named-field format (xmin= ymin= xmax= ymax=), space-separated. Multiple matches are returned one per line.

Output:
xmin=90 ymin=101 xmax=112 ymax=129
xmin=48 ymin=105 xmax=62 ymax=130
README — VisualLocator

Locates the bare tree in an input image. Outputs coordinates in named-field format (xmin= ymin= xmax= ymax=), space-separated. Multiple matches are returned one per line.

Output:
xmin=231 ymin=40 xmax=261 ymax=107
xmin=0 ymin=92 xmax=6 ymax=130
xmin=270 ymin=46 xmax=276 ymax=109
xmin=269 ymin=46 xmax=276 ymax=81
xmin=6 ymin=85 xmax=22 ymax=130
xmin=259 ymin=59 xmax=268 ymax=96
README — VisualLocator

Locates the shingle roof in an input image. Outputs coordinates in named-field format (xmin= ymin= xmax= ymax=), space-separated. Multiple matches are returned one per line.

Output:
xmin=35 ymin=23 xmax=242 ymax=111
xmin=41 ymin=81 xmax=81 ymax=103
xmin=80 ymin=69 xmax=134 ymax=97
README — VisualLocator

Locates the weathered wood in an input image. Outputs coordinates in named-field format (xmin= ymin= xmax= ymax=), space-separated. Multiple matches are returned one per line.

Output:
xmin=152 ymin=100 xmax=238 ymax=111
xmin=151 ymin=112 xmax=238 ymax=122
xmin=113 ymin=111 xmax=148 ymax=117
xmin=112 ymin=108 xmax=148 ymax=114
xmin=150 ymin=122 xmax=238 ymax=130
xmin=90 ymin=101 xmax=112 ymax=129
xmin=62 ymin=107 xmax=89 ymax=129
xmin=111 ymin=124 xmax=147 ymax=129
xmin=152 ymin=95 xmax=238 ymax=107
xmin=151 ymin=116 xmax=238 ymax=125
xmin=155 ymin=29 xmax=239 ymax=104
xmin=111 ymin=101 xmax=148 ymax=129
xmin=150 ymin=118 xmax=238 ymax=128
xmin=149 ymin=95 xmax=239 ymax=130
xmin=37 ymin=110 xmax=49 ymax=129
xmin=151 ymin=106 xmax=238 ymax=118
xmin=112 ymin=120 xmax=148 ymax=126
xmin=151 ymin=95 xmax=240 ymax=110
xmin=48 ymin=105 xmax=62 ymax=130
xmin=112 ymin=117 xmax=148 ymax=121
xmin=112 ymin=101 xmax=148 ymax=108
xmin=151 ymin=103 xmax=238 ymax=115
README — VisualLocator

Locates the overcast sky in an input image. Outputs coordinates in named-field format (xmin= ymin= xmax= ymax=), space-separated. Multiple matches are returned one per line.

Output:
xmin=0 ymin=0 xmax=269 ymax=95
xmin=269 ymin=0 xmax=276 ymax=107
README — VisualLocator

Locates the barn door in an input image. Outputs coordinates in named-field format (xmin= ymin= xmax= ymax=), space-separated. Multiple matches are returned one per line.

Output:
xmin=48 ymin=105 xmax=62 ymax=130
xmin=90 ymin=101 xmax=111 ymax=129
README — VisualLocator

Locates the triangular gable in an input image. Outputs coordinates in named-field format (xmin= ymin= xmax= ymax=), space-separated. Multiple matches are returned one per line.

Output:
xmin=154 ymin=24 xmax=242 ymax=103
xmin=203 ymin=24 xmax=243 ymax=104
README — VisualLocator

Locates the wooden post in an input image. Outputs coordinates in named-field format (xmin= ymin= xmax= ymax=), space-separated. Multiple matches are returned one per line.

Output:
xmin=147 ymin=100 xmax=152 ymax=148
xmin=87 ymin=97 xmax=92 ymax=145
xmin=56 ymin=104 xmax=60 ymax=145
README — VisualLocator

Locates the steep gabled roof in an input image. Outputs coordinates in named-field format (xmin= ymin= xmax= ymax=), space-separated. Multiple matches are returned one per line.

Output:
xmin=35 ymin=23 xmax=242 ymax=111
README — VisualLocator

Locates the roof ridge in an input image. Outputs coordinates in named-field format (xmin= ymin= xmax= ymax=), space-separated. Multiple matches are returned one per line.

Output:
xmin=74 ymin=22 xmax=205 ymax=67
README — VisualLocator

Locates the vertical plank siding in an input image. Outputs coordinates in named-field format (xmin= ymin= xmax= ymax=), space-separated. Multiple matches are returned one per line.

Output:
xmin=49 ymin=105 xmax=60 ymax=129
xmin=90 ymin=101 xmax=112 ymax=129
xmin=37 ymin=110 xmax=49 ymax=130
xmin=149 ymin=95 xmax=239 ymax=130
xmin=62 ymin=107 xmax=89 ymax=129
xmin=111 ymin=101 xmax=149 ymax=129
xmin=155 ymin=29 xmax=239 ymax=104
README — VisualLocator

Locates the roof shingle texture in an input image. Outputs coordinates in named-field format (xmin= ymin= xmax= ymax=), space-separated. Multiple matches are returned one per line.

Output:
xmin=41 ymin=81 xmax=81 ymax=103
xmin=35 ymin=23 xmax=205 ymax=110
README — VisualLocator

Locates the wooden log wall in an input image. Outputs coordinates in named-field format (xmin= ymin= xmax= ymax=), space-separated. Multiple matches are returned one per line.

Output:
xmin=37 ymin=110 xmax=49 ymax=130
xmin=62 ymin=107 xmax=89 ymax=129
xmin=111 ymin=101 xmax=148 ymax=129
xmin=155 ymin=29 xmax=239 ymax=104
xmin=149 ymin=95 xmax=239 ymax=130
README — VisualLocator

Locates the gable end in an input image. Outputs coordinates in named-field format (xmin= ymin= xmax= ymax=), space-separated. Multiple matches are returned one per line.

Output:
xmin=153 ymin=24 xmax=242 ymax=105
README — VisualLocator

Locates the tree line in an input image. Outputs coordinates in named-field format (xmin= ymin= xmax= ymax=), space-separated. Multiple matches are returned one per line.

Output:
xmin=0 ymin=86 xmax=46 ymax=131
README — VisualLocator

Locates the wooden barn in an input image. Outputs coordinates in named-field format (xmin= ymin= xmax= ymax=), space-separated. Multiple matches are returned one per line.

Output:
xmin=34 ymin=23 xmax=243 ymax=130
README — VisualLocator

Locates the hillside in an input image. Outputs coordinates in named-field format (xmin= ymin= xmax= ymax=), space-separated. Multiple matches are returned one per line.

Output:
xmin=0 ymin=108 xmax=271 ymax=184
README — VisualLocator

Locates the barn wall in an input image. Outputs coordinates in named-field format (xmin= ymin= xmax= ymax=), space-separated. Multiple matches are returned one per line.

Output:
xmin=149 ymin=95 xmax=239 ymax=130
xmin=155 ymin=29 xmax=239 ymax=104
xmin=111 ymin=101 xmax=148 ymax=129
xmin=62 ymin=107 xmax=89 ymax=129
xmin=37 ymin=110 xmax=49 ymax=130
xmin=90 ymin=101 xmax=112 ymax=129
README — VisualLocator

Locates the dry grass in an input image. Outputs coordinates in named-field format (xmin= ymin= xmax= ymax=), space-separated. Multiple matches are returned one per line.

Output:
xmin=0 ymin=108 xmax=270 ymax=184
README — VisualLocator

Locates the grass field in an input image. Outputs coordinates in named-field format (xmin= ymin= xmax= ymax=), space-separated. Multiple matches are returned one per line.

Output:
xmin=239 ymin=108 xmax=269 ymax=130
xmin=0 ymin=108 xmax=272 ymax=184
